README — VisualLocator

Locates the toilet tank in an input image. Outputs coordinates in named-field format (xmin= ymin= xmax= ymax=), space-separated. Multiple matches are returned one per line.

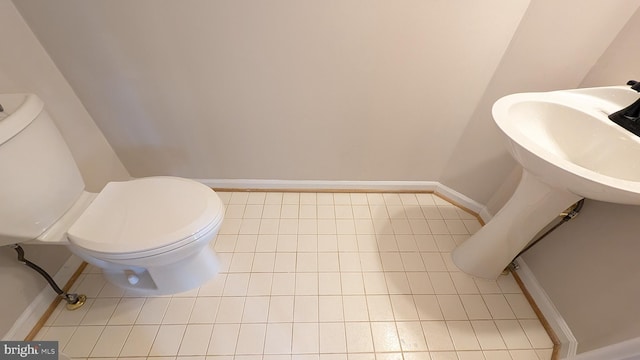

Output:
xmin=0 ymin=94 xmax=85 ymax=246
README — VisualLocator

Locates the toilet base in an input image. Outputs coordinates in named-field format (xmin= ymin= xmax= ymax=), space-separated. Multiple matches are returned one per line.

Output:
xmin=100 ymin=246 xmax=220 ymax=296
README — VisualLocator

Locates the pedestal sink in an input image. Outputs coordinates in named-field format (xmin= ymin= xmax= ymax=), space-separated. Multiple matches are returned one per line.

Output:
xmin=452 ymin=86 xmax=640 ymax=279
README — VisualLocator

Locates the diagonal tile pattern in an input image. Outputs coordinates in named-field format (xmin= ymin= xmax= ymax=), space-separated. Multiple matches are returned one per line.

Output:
xmin=36 ymin=191 xmax=554 ymax=360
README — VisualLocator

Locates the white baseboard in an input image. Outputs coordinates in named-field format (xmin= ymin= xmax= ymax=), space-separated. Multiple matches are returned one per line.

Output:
xmin=197 ymin=178 xmax=439 ymax=192
xmin=195 ymin=178 xmax=489 ymax=216
xmin=478 ymin=207 xmax=494 ymax=223
xmin=434 ymin=183 xmax=487 ymax=216
xmin=2 ymin=254 xmax=83 ymax=341
xmin=574 ymin=337 xmax=640 ymax=360
xmin=515 ymin=257 xmax=578 ymax=359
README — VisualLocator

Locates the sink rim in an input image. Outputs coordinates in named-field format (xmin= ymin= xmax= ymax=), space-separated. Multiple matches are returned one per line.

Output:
xmin=492 ymin=86 xmax=640 ymax=203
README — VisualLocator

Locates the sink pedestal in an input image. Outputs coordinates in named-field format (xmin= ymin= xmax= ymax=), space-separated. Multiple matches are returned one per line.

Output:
xmin=452 ymin=170 xmax=582 ymax=279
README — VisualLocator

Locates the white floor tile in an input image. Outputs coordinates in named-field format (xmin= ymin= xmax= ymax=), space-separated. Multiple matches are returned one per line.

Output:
xmin=390 ymin=294 xmax=419 ymax=320
xmin=264 ymin=323 xmax=293 ymax=354
xmin=395 ymin=321 xmax=428 ymax=351
xmin=52 ymin=298 xmax=93 ymax=326
xmin=406 ymin=272 xmax=434 ymax=294
xmin=108 ymin=298 xmax=145 ymax=325
xmin=413 ymin=295 xmax=444 ymax=320
xmin=257 ymin=235 xmax=279 ymax=251
xmin=198 ymin=273 xmax=227 ymax=296
xmin=36 ymin=191 xmax=552 ymax=360
xmin=340 ymin=273 xmax=365 ymax=295
xmin=384 ymin=272 xmax=412 ymax=294
xmin=247 ymin=273 xmax=274 ymax=295
xmin=294 ymin=296 xmax=319 ymax=322
xmin=366 ymin=295 xmax=394 ymax=321
xmin=242 ymin=296 xmax=270 ymax=323
xmin=450 ymin=272 xmax=480 ymax=294
xmin=506 ymin=293 xmax=538 ymax=319
xmin=460 ymin=295 xmax=492 ymax=320
xmin=319 ymin=322 xmax=347 ymax=353
xmin=298 ymin=235 xmax=318 ymax=252
xmin=395 ymin=235 xmax=419 ymax=251
xmin=189 ymin=296 xmax=220 ymax=324
xmin=495 ymin=320 xmax=532 ymax=349
xmin=236 ymin=323 xmax=267 ymax=355
xmin=421 ymin=321 xmax=454 ymax=351
xmin=483 ymin=350 xmax=513 ymax=360
xmin=471 ymin=320 xmax=507 ymax=350
xmin=447 ymin=321 xmax=481 ymax=350
xmin=292 ymin=322 xmax=319 ymax=354
xmin=274 ymin=253 xmax=297 ymax=272
xmin=81 ymin=298 xmax=119 ymax=325
xmin=37 ymin=326 xmax=76 ymax=350
xmin=370 ymin=322 xmax=401 ymax=352
xmin=63 ymin=325 xmax=104 ymax=358
xmin=179 ymin=324 xmax=214 ymax=356
xmin=342 ymin=295 xmax=369 ymax=321
xmin=319 ymin=296 xmax=344 ymax=322
xmin=296 ymin=273 xmax=319 ymax=295
xmin=317 ymin=253 xmax=340 ymax=272
xmin=297 ymin=253 xmax=319 ymax=272
xmin=207 ymin=323 xmax=240 ymax=355
xmin=268 ymin=296 xmax=295 ymax=322
xmin=437 ymin=295 xmax=468 ymax=320
xmin=149 ymin=324 xmax=187 ymax=356
xmin=359 ymin=253 xmax=384 ymax=271
xmin=120 ymin=325 xmax=158 ymax=357
xmin=402 ymin=352 xmax=430 ymax=360
xmin=519 ymin=320 xmax=554 ymax=349
xmin=90 ymin=325 xmax=131 ymax=357
xmin=345 ymin=322 xmax=374 ymax=353
xmin=163 ymin=297 xmax=197 ymax=324
xmin=136 ymin=297 xmax=171 ymax=324
xmin=215 ymin=297 xmax=245 ymax=323
xmin=509 ymin=349 xmax=540 ymax=360
xmin=362 ymin=272 xmax=389 ymax=294
xmin=429 ymin=272 xmax=457 ymax=294
xmin=339 ymin=253 xmax=362 ymax=271
xmin=318 ymin=272 xmax=342 ymax=295
xmin=271 ymin=273 xmax=296 ymax=295
xmin=222 ymin=273 xmax=250 ymax=296
xmin=483 ymin=295 xmax=516 ymax=320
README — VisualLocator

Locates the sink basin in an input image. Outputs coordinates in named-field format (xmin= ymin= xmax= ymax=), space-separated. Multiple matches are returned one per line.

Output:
xmin=452 ymin=86 xmax=640 ymax=279
xmin=494 ymin=88 xmax=640 ymax=204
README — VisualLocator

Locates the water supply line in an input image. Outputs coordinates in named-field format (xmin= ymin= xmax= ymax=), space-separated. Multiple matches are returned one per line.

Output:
xmin=507 ymin=199 xmax=585 ymax=271
xmin=12 ymin=244 xmax=86 ymax=310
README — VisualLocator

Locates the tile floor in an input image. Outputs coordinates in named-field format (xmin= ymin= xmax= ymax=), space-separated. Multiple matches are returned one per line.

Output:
xmin=36 ymin=191 xmax=554 ymax=360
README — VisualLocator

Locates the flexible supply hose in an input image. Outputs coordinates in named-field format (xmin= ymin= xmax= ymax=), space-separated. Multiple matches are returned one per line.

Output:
xmin=12 ymin=244 xmax=82 ymax=305
xmin=514 ymin=198 xmax=585 ymax=259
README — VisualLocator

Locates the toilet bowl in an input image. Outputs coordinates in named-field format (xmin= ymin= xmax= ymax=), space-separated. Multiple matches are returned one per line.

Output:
xmin=0 ymin=93 xmax=225 ymax=295
xmin=38 ymin=176 xmax=225 ymax=295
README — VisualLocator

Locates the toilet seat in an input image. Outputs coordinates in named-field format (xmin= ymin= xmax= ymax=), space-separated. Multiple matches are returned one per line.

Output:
xmin=67 ymin=177 xmax=224 ymax=260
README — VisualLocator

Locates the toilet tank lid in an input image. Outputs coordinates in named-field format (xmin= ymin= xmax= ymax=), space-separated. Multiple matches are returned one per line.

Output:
xmin=67 ymin=177 xmax=224 ymax=254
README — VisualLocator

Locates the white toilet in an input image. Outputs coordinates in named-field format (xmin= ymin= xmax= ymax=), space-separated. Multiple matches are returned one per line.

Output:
xmin=0 ymin=93 xmax=225 ymax=295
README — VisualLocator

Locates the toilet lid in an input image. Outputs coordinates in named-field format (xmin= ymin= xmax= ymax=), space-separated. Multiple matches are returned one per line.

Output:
xmin=67 ymin=177 xmax=224 ymax=255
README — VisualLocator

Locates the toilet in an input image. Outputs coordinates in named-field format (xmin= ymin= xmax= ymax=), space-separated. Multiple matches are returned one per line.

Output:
xmin=0 ymin=93 xmax=225 ymax=295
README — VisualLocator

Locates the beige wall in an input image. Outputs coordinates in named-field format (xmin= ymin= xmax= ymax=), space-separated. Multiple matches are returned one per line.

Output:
xmin=522 ymin=7 xmax=640 ymax=354
xmin=14 ymin=0 xmax=530 ymax=181
xmin=439 ymin=0 xmax=640 ymax=207
xmin=8 ymin=0 xmax=640 ymax=353
xmin=0 ymin=0 xmax=129 ymax=338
